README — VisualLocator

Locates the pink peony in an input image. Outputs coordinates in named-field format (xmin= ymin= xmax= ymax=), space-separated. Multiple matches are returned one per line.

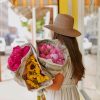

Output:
xmin=38 ymin=42 xmax=65 ymax=65
xmin=46 ymin=54 xmax=51 ymax=59
xmin=40 ymin=54 xmax=46 ymax=58
xmin=8 ymin=58 xmax=14 ymax=67
xmin=22 ymin=46 xmax=30 ymax=57
xmin=38 ymin=44 xmax=46 ymax=53
xmin=46 ymin=44 xmax=53 ymax=50
xmin=50 ymin=54 xmax=58 ymax=60
xmin=8 ymin=45 xmax=30 ymax=71
xmin=12 ymin=46 xmax=22 ymax=55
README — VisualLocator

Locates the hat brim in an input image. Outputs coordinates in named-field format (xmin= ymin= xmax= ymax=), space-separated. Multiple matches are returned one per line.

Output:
xmin=44 ymin=25 xmax=81 ymax=37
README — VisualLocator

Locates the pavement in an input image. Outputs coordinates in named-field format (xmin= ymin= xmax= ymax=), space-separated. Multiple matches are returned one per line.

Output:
xmin=82 ymin=54 xmax=100 ymax=100
xmin=0 ymin=80 xmax=85 ymax=100
xmin=0 ymin=80 xmax=37 ymax=100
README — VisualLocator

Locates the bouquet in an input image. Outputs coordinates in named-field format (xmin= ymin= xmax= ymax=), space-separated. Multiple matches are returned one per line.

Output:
xmin=8 ymin=45 xmax=30 ymax=72
xmin=22 ymin=54 xmax=53 ymax=90
xmin=36 ymin=39 xmax=68 ymax=78
xmin=7 ymin=43 xmax=53 ymax=91
xmin=37 ymin=39 xmax=67 ymax=67
xmin=38 ymin=42 xmax=65 ymax=65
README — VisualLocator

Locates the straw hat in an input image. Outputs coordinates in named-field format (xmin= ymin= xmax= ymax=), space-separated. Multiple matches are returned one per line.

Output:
xmin=44 ymin=14 xmax=81 ymax=37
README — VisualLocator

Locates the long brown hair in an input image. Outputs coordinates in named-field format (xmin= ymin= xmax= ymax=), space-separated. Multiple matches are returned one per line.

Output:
xmin=53 ymin=33 xmax=85 ymax=81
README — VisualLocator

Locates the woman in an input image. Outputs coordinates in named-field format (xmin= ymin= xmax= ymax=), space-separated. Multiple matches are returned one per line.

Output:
xmin=44 ymin=14 xmax=85 ymax=100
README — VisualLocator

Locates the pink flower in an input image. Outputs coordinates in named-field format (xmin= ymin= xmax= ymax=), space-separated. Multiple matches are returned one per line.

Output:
xmin=9 ymin=63 xmax=20 ymax=71
xmin=46 ymin=44 xmax=52 ymax=50
xmin=8 ymin=45 xmax=30 ymax=71
xmin=46 ymin=54 xmax=51 ymax=59
xmin=22 ymin=46 xmax=30 ymax=57
xmin=13 ymin=63 xmax=20 ymax=71
xmin=8 ymin=57 xmax=14 ymax=67
xmin=50 ymin=54 xmax=58 ymax=60
xmin=12 ymin=46 xmax=22 ymax=54
xmin=38 ymin=42 xmax=65 ymax=65
xmin=38 ymin=43 xmax=46 ymax=52
xmin=40 ymin=54 xmax=46 ymax=58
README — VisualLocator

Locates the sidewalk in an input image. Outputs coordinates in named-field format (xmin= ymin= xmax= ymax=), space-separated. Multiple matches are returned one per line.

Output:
xmin=83 ymin=55 xmax=100 ymax=100
xmin=0 ymin=80 xmax=37 ymax=100
xmin=0 ymin=80 xmax=84 ymax=100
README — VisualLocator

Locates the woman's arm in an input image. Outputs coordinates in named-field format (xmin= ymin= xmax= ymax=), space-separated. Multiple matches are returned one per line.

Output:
xmin=46 ymin=73 xmax=64 ymax=91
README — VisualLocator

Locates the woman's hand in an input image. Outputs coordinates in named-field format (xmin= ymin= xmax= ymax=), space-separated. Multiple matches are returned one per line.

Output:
xmin=46 ymin=73 xmax=64 ymax=91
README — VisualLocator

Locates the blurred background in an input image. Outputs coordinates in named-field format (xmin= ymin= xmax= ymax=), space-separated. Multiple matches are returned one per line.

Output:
xmin=0 ymin=0 xmax=100 ymax=100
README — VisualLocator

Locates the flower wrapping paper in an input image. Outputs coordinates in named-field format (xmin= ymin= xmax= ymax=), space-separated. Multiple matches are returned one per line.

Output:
xmin=8 ymin=45 xmax=30 ymax=71
xmin=36 ymin=39 xmax=68 ymax=76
